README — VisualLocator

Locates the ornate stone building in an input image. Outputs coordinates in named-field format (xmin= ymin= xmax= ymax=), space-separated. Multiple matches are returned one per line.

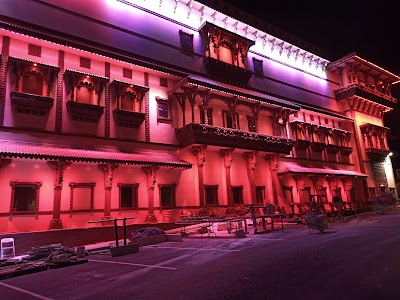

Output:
xmin=0 ymin=0 xmax=398 ymax=233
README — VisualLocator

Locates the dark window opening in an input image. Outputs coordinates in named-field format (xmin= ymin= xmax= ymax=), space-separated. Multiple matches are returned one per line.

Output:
xmin=159 ymin=185 xmax=176 ymax=207
xmin=118 ymin=184 xmax=139 ymax=209
xmin=232 ymin=186 xmax=244 ymax=204
xmin=255 ymin=186 xmax=265 ymax=204
xmin=205 ymin=185 xmax=218 ymax=205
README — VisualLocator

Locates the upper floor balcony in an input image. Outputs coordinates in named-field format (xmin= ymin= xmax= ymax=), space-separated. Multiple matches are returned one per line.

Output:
xmin=175 ymin=123 xmax=295 ymax=154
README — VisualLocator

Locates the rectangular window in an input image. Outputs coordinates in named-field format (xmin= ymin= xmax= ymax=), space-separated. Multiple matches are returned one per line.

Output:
xmin=299 ymin=187 xmax=311 ymax=206
xmin=118 ymin=184 xmax=139 ymax=209
xmin=10 ymin=181 xmax=41 ymax=214
xmin=223 ymin=110 xmax=239 ymax=129
xmin=232 ymin=186 xmax=244 ymax=204
xmin=199 ymin=107 xmax=213 ymax=125
xmin=159 ymin=184 xmax=176 ymax=208
xmin=346 ymin=189 xmax=355 ymax=202
xmin=69 ymin=182 xmax=95 ymax=212
xmin=255 ymin=186 xmax=265 ymax=204
xmin=157 ymin=98 xmax=172 ymax=122
xmin=316 ymin=188 xmax=328 ymax=203
xmin=283 ymin=186 xmax=293 ymax=203
xmin=204 ymin=185 xmax=218 ymax=205
xmin=309 ymin=115 xmax=314 ymax=121
xmin=22 ymin=73 xmax=43 ymax=95
xmin=324 ymin=118 xmax=329 ymax=124
xmin=247 ymin=115 xmax=256 ymax=132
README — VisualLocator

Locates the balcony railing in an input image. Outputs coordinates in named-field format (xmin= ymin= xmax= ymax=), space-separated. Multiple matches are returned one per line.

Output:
xmin=365 ymin=148 xmax=390 ymax=162
xmin=175 ymin=123 xmax=295 ymax=154
xmin=10 ymin=91 xmax=54 ymax=116
xmin=334 ymin=84 xmax=397 ymax=106
xmin=113 ymin=109 xmax=145 ymax=128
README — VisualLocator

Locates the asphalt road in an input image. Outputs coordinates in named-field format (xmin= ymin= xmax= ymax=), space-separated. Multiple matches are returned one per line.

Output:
xmin=1 ymin=212 xmax=400 ymax=300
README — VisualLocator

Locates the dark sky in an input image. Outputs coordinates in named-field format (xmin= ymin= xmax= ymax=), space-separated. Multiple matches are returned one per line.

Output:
xmin=228 ymin=0 xmax=400 ymax=97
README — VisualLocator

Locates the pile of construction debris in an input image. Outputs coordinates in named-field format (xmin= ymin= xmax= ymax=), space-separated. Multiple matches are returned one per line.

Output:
xmin=0 ymin=243 xmax=87 ymax=280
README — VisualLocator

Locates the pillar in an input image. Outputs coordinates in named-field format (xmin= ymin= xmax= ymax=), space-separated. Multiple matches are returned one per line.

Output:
xmin=265 ymin=154 xmax=279 ymax=205
xmin=98 ymin=164 xmax=118 ymax=220
xmin=191 ymin=145 xmax=207 ymax=207
xmin=47 ymin=161 xmax=71 ymax=229
xmin=142 ymin=166 xmax=159 ymax=223
xmin=244 ymin=151 xmax=258 ymax=204
xmin=220 ymin=148 xmax=234 ymax=207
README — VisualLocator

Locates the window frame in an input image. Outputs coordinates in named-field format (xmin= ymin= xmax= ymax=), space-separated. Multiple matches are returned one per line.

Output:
xmin=69 ymin=182 xmax=96 ymax=213
xmin=159 ymin=184 xmax=176 ymax=208
xmin=199 ymin=106 xmax=213 ymax=125
xmin=222 ymin=110 xmax=239 ymax=129
xmin=118 ymin=183 xmax=139 ymax=210
xmin=156 ymin=97 xmax=172 ymax=123
xmin=10 ymin=181 xmax=41 ymax=215
xmin=255 ymin=186 xmax=265 ymax=204
xmin=204 ymin=185 xmax=219 ymax=206
xmin=247 ymin=115 xmax=256 ymax=132
xmin=232 ymin=185 xmax=244 ymax=205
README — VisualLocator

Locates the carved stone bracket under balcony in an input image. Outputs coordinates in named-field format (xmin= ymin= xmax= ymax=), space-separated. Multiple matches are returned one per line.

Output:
xmin=113 ymin=109 xmax=145 ymax=128
xmin=295 ymin=139 xmax=310 ymax=150
xmin=365 ymin=148 xmax=390 ymax=162
xmin=339 ymin=146 xmax=353 ymax=156
xmin=175 ymin=123 xmax=295 ymax=154
xmin=325 ymin=144 xmax=341 ymax=154
xmin=203 ymin=57 xmax=252 ymax=88
xmin=66 ymin=101 xmax=104 ymax=123
xmin=10 ymin=91 xmax=54 ymax=116
xmin=310 ymin=141 xmax=326 ymax=152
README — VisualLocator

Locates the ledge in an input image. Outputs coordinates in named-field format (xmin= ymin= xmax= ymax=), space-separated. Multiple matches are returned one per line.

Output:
xmin=10 ymin=91 xmax=54 ymax=116
xmin=66 ymin=101 xmax=104 ymax=123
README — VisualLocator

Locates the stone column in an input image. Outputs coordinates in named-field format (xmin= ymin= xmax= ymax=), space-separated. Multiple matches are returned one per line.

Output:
xmin=47 ymin=161 xmax=71 ymax=229
xmin=142 ymin=166 xmax=159 ymax=223
xmin=220 ymin=148 xmax=234 ymax=207
xmin=98 ymin=164 xmax=118 ymax=220
xmin=265 ymin=154 xmax=279 ymax=205
xmin=191 ymin=145 xmax=207 ymax=207
xmin=244 ymin=151 xmax=258 ymax=204
xmin=293 ymin=174 xmax=306 ymax=214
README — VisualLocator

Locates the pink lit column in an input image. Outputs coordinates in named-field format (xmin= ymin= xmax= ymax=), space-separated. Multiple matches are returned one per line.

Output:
xmin=47 ymin=161 xmax=71 ymax=229
xmin=142 ymin=166 xmax=159 ymax=223
xmin=98 ymin=164 xmax=118 ymax=220
xmin=191 ymin=145 xmax=207 ymax=207
xmin=244 ymin=151 xmax=258 ymax=204
xmin=265 ymin=154 xmax=279 ymax=205
xmin=220 ymin=148 xmax=234 ymax=207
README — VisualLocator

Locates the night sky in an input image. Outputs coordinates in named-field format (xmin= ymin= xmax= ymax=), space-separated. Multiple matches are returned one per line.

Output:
xmin=228 ymin=0 xmax=400 ymax=98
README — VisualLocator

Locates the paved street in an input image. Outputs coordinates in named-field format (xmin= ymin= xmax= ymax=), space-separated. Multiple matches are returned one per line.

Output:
xmin=1 ymin=212 xmax=400 ymax=300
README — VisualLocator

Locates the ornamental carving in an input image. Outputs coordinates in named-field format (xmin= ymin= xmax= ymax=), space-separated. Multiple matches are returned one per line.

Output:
xmin=265 ymin=154 xmax=279 ymax=171
xmin=310 ymin=175 xmax=324 ymax=191
xmin=191 ymin=145 xmax=207 ymax=168
xmin=244 ymin=151 xmax=258 ymax=171
xmin=293 ymin=175 xmax=306 ymax=191
xmin=142 ymin=166 xmax=159 ymax=190
xmin=98 ymin=164 xmax=118 ymax=191
xmin=340 ymin=177 xmax=353 ymax=191
xmin=220 ymin=148 xmax=234 ymax=169
xmin=47 ymin=161 xmax=71 ymax=190
xmin=326 ymin=176 xmax=339 ymax=193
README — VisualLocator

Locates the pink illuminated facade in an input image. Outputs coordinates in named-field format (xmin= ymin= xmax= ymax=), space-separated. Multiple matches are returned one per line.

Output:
xmin=0 ymin=0 xmax=399 ymax=233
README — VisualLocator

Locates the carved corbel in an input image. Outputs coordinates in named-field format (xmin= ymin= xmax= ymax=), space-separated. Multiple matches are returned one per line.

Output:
xmin=142 ymin=166 xmax=159 ymax=190
xmin=340 ymin=177 xmax=353 ymax=191
xmin=191 ymin=145 xmax=207 ymax=168
xmin=219 ymin=148 xmax=234 ymax=169
xmin=98 ymin=164 xmax=119 ymax=191
xmin=326 ymin=176 xmax=339 ymax=193
xmin=265 ymin=154 xmax=279 ymax=171
xmin=244 ymin=151 xmax=258 ymax=171
xmin=293 ymin=175 xmax=306 ymax=191
xmin=47 ymin=161 xmax=71 ymax=190
xmin=310 ymin=175 xmax=324 ymax=191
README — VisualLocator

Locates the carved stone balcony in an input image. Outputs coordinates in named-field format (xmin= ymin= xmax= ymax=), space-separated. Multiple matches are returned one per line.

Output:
xmin=339 ymin=146 xmax=353 ymax=156
xmin=113 ymin=109 xmax=145 ymax=128
xmin=334 ymin=84 xmax=397 ymax=107
xmin=175 ymin=123 xmax=295 ymax=154
xmin=203 ymin=57 xmax=253 ymax=88
xmin=365 ymin=148 xmax=391 ymax=162
xmin=310 ymin=142 xmax=326 ymax=152
xmin=295 ymin=139 xmax=310 ymax=150
xmin=66 ymin=101 xmax=104 ymax=123
xmin=10 ymin=91 xmax=53 ymax=116
xmin=325 ymin=144 xmax=341 ymax=154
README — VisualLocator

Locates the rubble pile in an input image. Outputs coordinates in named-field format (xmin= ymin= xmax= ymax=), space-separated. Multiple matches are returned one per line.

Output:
xmin=0 ymin=243 xmax=87 ymax=280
